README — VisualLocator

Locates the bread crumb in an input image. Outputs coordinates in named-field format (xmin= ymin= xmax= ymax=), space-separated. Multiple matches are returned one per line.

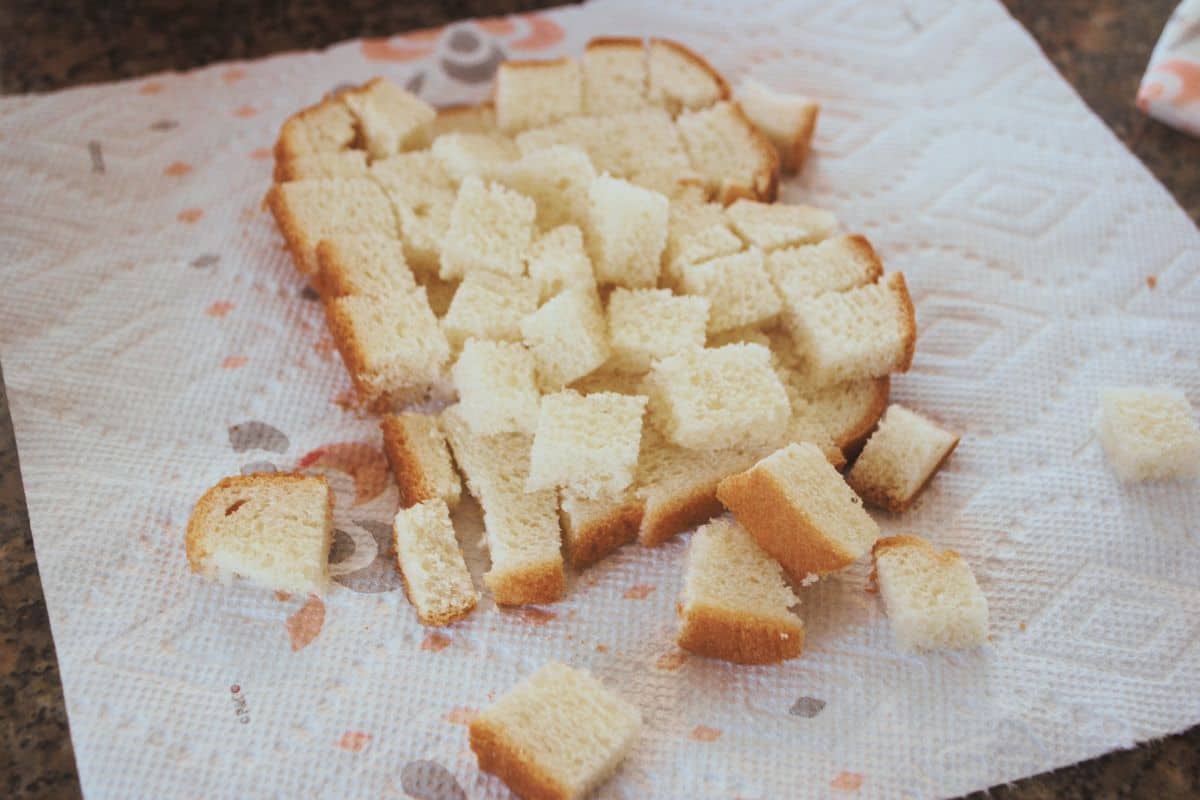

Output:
xmin=1146 ymin=275 xmax=1157 ymax=289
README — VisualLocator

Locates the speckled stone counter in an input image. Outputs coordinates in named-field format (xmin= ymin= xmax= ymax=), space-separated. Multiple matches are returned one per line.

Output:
xmin=1 ymin=2 xmax=1197 ymax=798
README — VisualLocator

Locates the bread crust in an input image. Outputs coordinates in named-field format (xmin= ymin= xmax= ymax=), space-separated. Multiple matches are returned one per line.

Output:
xmin=648 ymin=37 xmax=731 ymax=105
xmin=379 ymin=415 xmax=437 ymax=509
xmin=469 ymin=716 xmax=571 ymax=800
xmin=714 ymin=102 xmax=780 ymax=205
xmin=854 ymin=431 xmax=960 ymax=513
xmin=834 ymin=376 xmax=891 ymax=456
xmin=321 ymin=295 xmax=377 ymax=406
xmin=787 ymin=102 xmax=819 ymax=173
xmin=503 ymin=56 xmax=575 ymax=71
xmin=585 ymin=36 xmax=645 ymax=53
xmin=638 ymin=480 xmax=725 ymax=547
xmin=562 ymin=498 xmax=644 ymax=569
xmin=265 ymin=183 xmax=318 ymax=277
xmin=888 ymin=272 xmax=918 ymax=373
xmin=486 ymin=558 xmax=565 ymax=606
xmin=393 ymin=541 xmax=477 ymax=627
xmin=677 ymin=602 xmax=803 ymax=664
xmin=273 ymin=95 xmax=357 ymax=164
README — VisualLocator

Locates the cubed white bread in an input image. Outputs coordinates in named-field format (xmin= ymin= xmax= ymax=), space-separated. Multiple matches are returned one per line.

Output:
xmin=266 ymin=178 xmax=397 ymax=276
xmin=496 ymin=145 xmax=597 ymax=232
xmin=440 ymin=177 xmax=537 ymax=280
xmin=645 ymin=343 xmax=790 ymax=451
xmin=663 ymin=201 xmax=745 ymax=287
xmin=415 ymin=270 xmax=459 ymax=317
xmin=495 ymin=58 xmax=584 ymax=133
xmin=582 ymin=37 xmax=650 ymax=114
xmin=441 ymin=271 xmax=539 ymax=351
xmin=451 ymin=339 xmax=541 ymax=436
xmin=1095 ymin=386 xmax=1200 ymax=482
xmin=369 ymin=150 xmax=456 ymax=205
xmin=274 ymin=97 xmax=356 ymax=162
xmin=517 ymin=109 xmax=689 ymax=179
xmin=872 ymin=535 xmax=989 ymax=652
xmin=526 ymin=225 xmax=597 ymax=304
xmin=679 ymin=248 xmax=782 ymax=334
xmin=847 ymin=404 xmax=960 ymax=511
xmin=431 ymin=132 xmax=521 ymax=182
xmin=430 ymin=103 xmax=498 ymax=139
xmin=274 ymin=150 xmax=368 ymax=182
xmin=676 ymin=101 xmax=779 ymax=203
xmin=717 ymin=442 xmax=879 ymax=581
xmin=586 ymin=176 xmax=668 ymax=289
xmin=627 ymin=166 xmax=710 ymax=203
xmin=559 ymin=489 xmax=643 ymax=569
xmin=324 ymin=288 xmax=450 ymax=409
xmin=736 ymin=79 xmax=820 ymax=173
xmin=470 ymin=662 xmax=641 ymax=800
xmin=392 ymin=499 xmax=478 ymax=626
xmin=787 ymin=377 xmax=891 ymax=458
xmin=380 ymin=412 xmax=462 ymax=509
xmin=528 ymin=390 xmax=647 ymax=498
xmin=368 ymin=152 xmax=457 ymax=273
xmin=606 ymin=288 xmax=709 ymax=373
xmin=677 ymin=517 xmax=803 ymax=664
xmin=785 ymin=272 xmax=917 ymax=386
xmin=442 ymin=408 xmax=565 ymax=605
xmin=725 ymin=199 xmax=839 ymax=251
xmin=186 ymin=473 xmax=333 ymax=594
xmin=647 ymin=38 xmax=729 ymax=115
xmin=315 ymin=234 xmax=417 ymax=299
xmin=521 ymin=287 xmax=611 ymax=390
xmin=767 ymin=234 xmax=883 ymax=307
xmin=341 ymin=77 xmax=436 ymax=158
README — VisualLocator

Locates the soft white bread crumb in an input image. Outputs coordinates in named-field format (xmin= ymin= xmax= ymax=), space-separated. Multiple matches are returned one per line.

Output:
xmin=495 ymin=58 xmax=583 ymax=133
xmin=582 ymin=37 xmax=650 ymax=114
xmin=663 ymin=200 xmax=744 ymax=287
xmin=369 ymin=150 xmax=456 ymax=206
xmin=872 ymin=535 xmax=989 ymax=652
xmin=341 ymin=78 xmax=436 ymax=158
xmin=521 ymin=287 xmax=611 ymax=390
xmin=392 ymin=499 xmax=478 ymax=626
xmin=517 ymin=109 xmax=689 ymax=179
xmin=559 ymin=489 xmax=643 ymax=569
xmin=430 ymin=103 xmax=497 ymax=139
xmin=275 ymin=150 xmax=368 ymax=182
xmin=606 ymin=288 xmax=709 ymax=373
xmin=451 ymin=339 xmax=541 ymax=436
xmin=677 ymin=517 xmax=803 ymax=664
xmin=380 ymin=412 xmax=463 ymax=510
xmin=266 ymin=178 xmax=397 ymax=276
xmin=679 ymin=248 xmax=782 ymax=334
xmin=495 ymin=146 xmax=597 ymax=231
xmin=736 ymin=79 xmax=819 ymax=173
xmin=470 ymin=662 xmax=641 ymax=800
xmin=528 ymin=390 xmax=647 ymax=498
xmin=645 ymin=343 xmax=790 ymax=451
xmin=440 ymin=177 xmax=537 ymax=280
xmin=647 ymin=38 xmax=729 ymax=115
xmin=315 ymin=234 xmax=418 ymax=299
xmin=186 ymin=473 xmax=333 ymax=594
xmin=627 ymin=166 xmax=709 ymax=203
xmin=526 ymin=225 xmax=597 ymax=303
xmin=440 ymin=271 xmax=539 ymax=351
xmin=717 ymin=442 xmax=879 ymax=580
xmin=725 ymin=199 xmax=838 ymax=251
xmin=431 ymin=131 xmax=520 ymax=182
xmin=847 ymin=404 xmax=959 ymax=511
xmin=676 ymin=101 xmax=779 ymax=203
xmin=274 ymin=98 xmax=357 ymax=162
xmin=1095 ymin=386 xmax=1200 ymax=482
xmin=368 ymin=152 xmax=457 ymax=273
xmin=785 ymin=272 xmax=917 ymax=386
xmin=586 ymin=176 xmax=668 ymax=288
xmin=767 ymin=234 xmax=883 ymax=306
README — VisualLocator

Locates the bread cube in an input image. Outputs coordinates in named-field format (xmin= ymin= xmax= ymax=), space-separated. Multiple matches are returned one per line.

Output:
xmin=582 ymin=37 xmax=650 ymax=114
xmin=1096 ymin=386 xmax=1200 ymax=482
xmin=315 ymin=234 xmax=417 ymax=299
xmin=586 ymin=176 xmax=668 ymax=288
xmin=663 ymin=200 xmax=744 ymax=286
xmin=380 ymin=412 xmax=462 ymax=509
xmin=679 ymin=248 xmax=782 ymax=334
xmin=677 ymin=101 xmax=779 ymax=203
xmin=430 ymin=103 xmax=497 ymax=139
xmin=847 ymin=404 xmax=959 ymax=511
xmin=440 ymin=177 xmax=537 ymax=280
xmin=495 ymin=145 xmax=596 ymax=231
xmin=528 ymin=390 xmax=647 ymax=498
xmin=440 ymin=271 xmax=538 ymax=350
xmin=725 ymin=199 xmax=838 ymax=251
xmin=526 ymin=225 xmax=596 ymax=303
xmin=369 ymin=150 xmax=456 ymax=206
xmin=266 ymin=178 xmax=397 ymax=276
xmin=736 ymin=79 xmax=820 ymax=174
xmin=628 ymin=166 xmax=709 ymax=204
xmin=392 ymin=499 xmax=478 ymax=626
xmin=647 ymin=38 xmax=729 ymax=115
xmin=274 ymin=98 xmax=357 ymax=162
xmin=368 ymin=152 xmax=457 ymax=273
xmin=495 ymin=57 xmax=583 ymax=133
xmin=431 ymin=132 xmax=520 ymax=182
xmin=516 ymin=109 xmax=688 ymax=179
xmin=451 ymin=339 xmax=541 ymax=435
xmin=274 ymin=150 xmax=368 ymax=182
xmin=341 ymin=78 xmax=435 ymax=158
xmin=521 ymin=287 xmax=611 ymax=390
xmin=606 ymin=288 xmax=709 ymax=373
xmin=767 ymin=234 xmax=883 ymax=307
xmin=872 ymin=535 xmax=989 ymax=652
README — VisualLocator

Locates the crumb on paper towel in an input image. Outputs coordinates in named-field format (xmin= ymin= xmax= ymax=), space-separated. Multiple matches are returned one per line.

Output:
xmin=206 ymin=301 xmax=234 ymax=318
xmin=831 ymin=771 xmax=863 ymax=792
xmin=221 ymin=355 xmax=248 ymax=369
xmin=443 ymin=706 xmax=478 ymax=725
xmin=421 ymin=632 xmax=451 ymax=652
xmin=655 ymin=650 xmax=688 ymax=671
xmin=165 ymin=161 xmax=193 ymax=177
xmin=503 ymin=606 xmax=556 ymax=625
xmin=177 ymin=208 xmax=204 ymax=223
xmin=335 ymin=730 xmax=371 ymax=752
xmin=623 ymin=584 xmax=655 ymax=599
xmin=690 ymin=725 xmax=722 ymax=742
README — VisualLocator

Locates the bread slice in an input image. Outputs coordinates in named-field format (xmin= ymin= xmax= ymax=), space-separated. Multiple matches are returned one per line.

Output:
xmin=380 ymin=412 xmax=462 ymax=510
xmin=442 ymin=407 xmax=564 ymax=606
xmin=440 ymin=271 xmax=538 ymax=351
xmin=725 ymin=199 xmax=838 ymax=252
xmin=495 ymin=57 xmax=584 ymax=133
xmin=647 ymin=38 xmax=729 ymax=115
xmin=1095 ymin=386 xmax=1200 ymax=482
xmin=393 ymin=499 xmax=478 ymax=626
xmin=431 ymin=131 xmax=521 ymax=182
xmin=736 ymin=79 xmax=819 ymax=173
xmin=766 ymin=234 xmax=883 ymax=307
xmin=274 ymin=150 xmax=368 ymax=182
xmin=266 ymin=178 xmax=397 ymax=276
xmin=517 ymin=109 xmax=689 ymax=179
xmin=676 ymin=101 xmax=779 ymax=203
xmin=430 ymin=103 xmax=497 ymax=139
xmin=341 ymin=77 xmax=436 ymax=158
xmin=186 ymin=473 xmax=333 ymax=594
xmin=847 ymin=404 xmax=959 ymax=511
xmin=677 ymin=517 xmax=803 ymax=664
xmin=872 ymin=535 xmax=988 ymax=652
xmin=469 ymin=662 xmax=641 ymax=800
xmin=440 ymin=177 xmax=537 ymax=280
xmin=527 ymin=390 xmax=647 ymax=499
xmin=717 ymin=442 xmax=879 ymax=581
xmin=662 ymin=200 xmax=745 ymax=288
xmin=526 ymin=225 xmax=596 ymax=304
xmin=585 ymin=176 xmax=669 ymax=289
xmin=606 ymin=288 xmax=709 ymax=373
xmin=274 ymin=97 xmax=357 ymax=163
xmin=678 ymin=248 xmax=782 ymax=334
xmin=582 ymin=37 xmax=650 ymax=114
xmin=521 ymin=287 xmax=611 ymax=391
xmin=451 ymin=339 xmax=541 ymax=436
xmin=559 ymin=490 xmax=644 ymax=569
xmin=315 ymin=233 xmax=417 ymax=299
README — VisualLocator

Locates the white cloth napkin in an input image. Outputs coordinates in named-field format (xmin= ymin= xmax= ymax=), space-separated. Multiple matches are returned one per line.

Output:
xmin=1 ymin=1 xmax=1198 ymax=798
xmin=1139 ymin=0 xmax=1200 ymax=136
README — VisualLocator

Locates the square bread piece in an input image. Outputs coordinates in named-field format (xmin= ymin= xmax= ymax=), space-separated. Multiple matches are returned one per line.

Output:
xmin=440 ymin=177 xmax=537 ymax=280
xmin=725 ymin=199 xmax=838 ymax=251
xmin=767 ymin=234 xmax=884 ymax=306
xmin=495 ymin=145 xmax=597 ymax=232
xmin=315 ymin=233 xmax=418 ymax=299
xmin=516 ymin=109 xmax=689 ymax=179
xmin=526 ymin=225 xmax=597 ymax=303
xmin=645 ymin=343 xmax=791 ymax=451
xmin=785 ymin=272 xmax=917 ymax=386
xmin=1095 ymin=386 xmax=1200 ymax=482
xmin=586 ymin=176 xmax=669 ymax=288
xmin=606 ymin=288 xmax=709 ymax=373
xmin=274 ymin=150 xmax=368 ymax=182
xmin=393 ymin=499 xmax=478 ymax=626
xmin=582 ymin=37 xmax=650 ymax=114
xmin=470 ymin=662 xmax=642 ymax=800
xmin=872 ymin=535 xmax=989 ymax=652
xmin=663 ymin=200 xmax=744 ymax=287
xmin=495 ymin=58 xmax=583 ymax=133
xmin=440 ymin=271 xmax=538 ymax=351
xmin=380 ymin=412 xmax=462 ymax=510
xmin=847 ymin=404 xmax=959 ymax=512
xmin=647 ymin=38 xmax=729 ymax=115
xmin=186 ymin=473 xmax=333 ymax=595
xmin=717 ymin=442 xmax=879 ymax=581
xmin=341 ymin=77 xmax=436 ymax=158
xmin=736 ymin=79 xmax=820 ymax=174
xmin=521 ymin=287 xmax=611 ymax=391
xmin=431 ymin=103 xmax=498 ymax=138
xmin=431 ymin=131 xmax=521 ymax=182
xmin=368 ymin=151 xmax=457 ymax=274
xmin=679 ymin=248 xmax=782 ymax=334
xmin=677 ymin=517 xmax=803 ymax=664
xmin=274 ymin=98 xmax=357 ymax=162
xmin=676 ymin=101 xmax=779 ymax=203
xmin=527 ymin=390 xmax=648 ymax=498
xmin=267 ymin=178 xmax=397 ymax=277
xmin=451 ymin=339 xmax=541 ymax=436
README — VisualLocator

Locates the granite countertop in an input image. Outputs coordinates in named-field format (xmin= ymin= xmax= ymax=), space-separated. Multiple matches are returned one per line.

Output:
xmin=1 ymin=1 xmax=1198 ymax=797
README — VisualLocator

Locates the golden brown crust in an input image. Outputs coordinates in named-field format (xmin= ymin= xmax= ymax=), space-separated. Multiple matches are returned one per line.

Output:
xmin=648 ymin=37 xmax=731 ymax=104
xmin=486 ymin=559 xmax=566 ymax=607
xmin=503 ymin=56 xmax=575 ymax=71
xmin=735 ymin=101 xmax=781 ymax=203
xmin=787 ymin=102 xmax=819 ymax=174
xmin=273 ymin=95 xmax=357 ymax=164
xmin=872 ymin=534 xmax=962 ymax=565
xmin=265 ymin=183 xmax=319 ymax=277
xmin=677 ymin=603 xmax=803 ymax=664
xmin=469 ymin=717 xmax=570 ymax=800
xmin=835 ymin=376 xmax=891 ymax=456
xmin=638 ymin=481 xmax=725 ymax=547
xmin=889 ymin=272 xmax=918 ymax=373
xmin=321 ymin=295 xmax=376 ymax=405
xmin=844 ymin=234 xmax=885 ymax=284
xmin=855 ymin=433 xmax=960 ymax=513
xmin=562 ymin=498 xmax=644 ymax=569
xmin=586 ymin=36 xmax=645 ymax=53
xmin=379 ymin=415 xmax=436 ymax=509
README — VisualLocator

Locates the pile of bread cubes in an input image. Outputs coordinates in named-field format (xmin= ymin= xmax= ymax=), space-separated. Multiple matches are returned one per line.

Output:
xmin=184 ymin=37 xmax=1200 ymax=800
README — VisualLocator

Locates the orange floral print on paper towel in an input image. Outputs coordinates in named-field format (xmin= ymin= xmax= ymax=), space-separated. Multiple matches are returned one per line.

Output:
xmin=361 ymin=12 xmax=563 ymax=64
xmin=335 ymin=731 xmax=371 ymax=752
xmin=831 ymin=771 xmax=864 ymax=792
xmin=1138 ymin=59 xmax=1200 ymax=110
xmin=297 ymin=442 xmax=389 ymax=505
xmin=221 ymin=355 xmax=248 ymax=369
xmin=286 ymin=595 xmax=325 ymax=651
xmin=164 ymin=161 xmax=192 ymax=177
xmin=177 ymin=208 xmax=204 ymax=223
xmin=206 ymin=301 xmax=234 ymax=318
xmin=690 ymin=725 xmax=722 ymax=742
xmin=623 ymin=584 xmax=655 ymax=599
xmin=421 ymin=632 xmax=451 ymax=652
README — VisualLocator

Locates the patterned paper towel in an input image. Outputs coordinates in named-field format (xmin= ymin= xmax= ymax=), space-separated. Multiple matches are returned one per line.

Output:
xmin=2 ymin=1 xmax=1199 ymax=797
xmin=1139 ymin=0 xmax=1200 ymax=136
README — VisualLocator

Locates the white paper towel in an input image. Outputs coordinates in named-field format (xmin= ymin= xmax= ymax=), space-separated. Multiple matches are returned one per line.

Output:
xmin=2 ymin=1 xmax=1199 ymax=798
